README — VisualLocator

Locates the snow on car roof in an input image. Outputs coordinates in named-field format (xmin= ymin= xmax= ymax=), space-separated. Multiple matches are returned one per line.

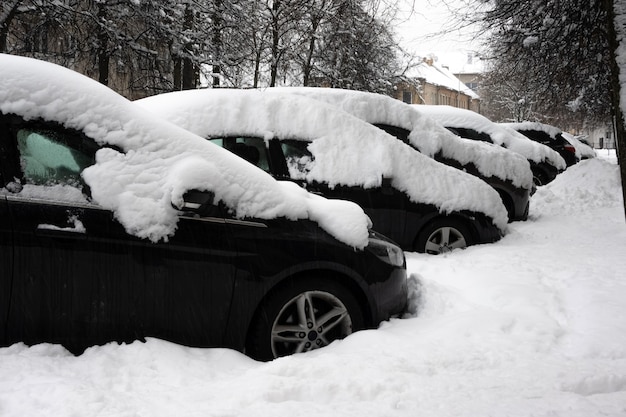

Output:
xmin=417 ymin=105 xmax=567 ymax=170
xmin=501 ymin=121 xmax=563 ymax=139
xmin=136 ymin=89 xmax=509 ymax=231
xmin=0 ymin=54 xmax=371 ymax=248
xmin=267 ymin=87 xmax=533 ymax=190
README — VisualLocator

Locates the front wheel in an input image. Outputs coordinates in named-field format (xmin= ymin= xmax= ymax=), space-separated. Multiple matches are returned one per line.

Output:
xmin=415 ymin=218 xmax=473 ymax=255
xmin=246 ymin=278 xmax=364 ymax=361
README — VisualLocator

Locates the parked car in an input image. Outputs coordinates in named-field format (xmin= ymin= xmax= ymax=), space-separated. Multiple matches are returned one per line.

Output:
xmin=561 ymin=131 xmax=597 ymax=160
xmin=0 ymin=54 xmax=408 ymax=361
xmin=136 ymin=89 xmax=509 ymax=254
xmin=268 ymin=87 xmax=533 ymax=222
xmin=500 ymin=121 xmax=579 ymax=167
xmin=416 ymin=105 xmax=567 ymax=186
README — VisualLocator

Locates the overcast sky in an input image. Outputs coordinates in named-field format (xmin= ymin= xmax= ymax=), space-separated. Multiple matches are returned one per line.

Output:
xmin=393 ymin=0 xmax=486 ymax=72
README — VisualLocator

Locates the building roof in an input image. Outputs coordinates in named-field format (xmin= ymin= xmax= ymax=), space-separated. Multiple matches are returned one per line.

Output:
xmin=409 ymin=59 xmax=480 ymax=99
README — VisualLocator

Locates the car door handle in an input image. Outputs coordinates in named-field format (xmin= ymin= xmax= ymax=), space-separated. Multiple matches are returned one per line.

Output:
xmin=36 ymin=218 xmax=87 ymax=239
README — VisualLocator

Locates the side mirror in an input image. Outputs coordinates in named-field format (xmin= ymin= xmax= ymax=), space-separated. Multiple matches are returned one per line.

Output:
xmin=175 ymin=190 xmax=215 ymax=214
xmin=381 ymin=177 xmax=393 ymax=195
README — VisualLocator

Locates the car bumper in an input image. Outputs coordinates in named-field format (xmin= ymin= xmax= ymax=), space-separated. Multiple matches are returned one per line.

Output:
xmin=471 ymin=212 xmax=504 ymax=245
xmin=369 ymin=267 xmax=408 ymax=323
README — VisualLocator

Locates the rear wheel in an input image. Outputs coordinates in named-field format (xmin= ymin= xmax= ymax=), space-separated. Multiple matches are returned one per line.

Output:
xmin=246 ymin=278 xmax=364 ymax=361
xmin=415 ymin=218 xmax=473 ymax=255
xmin=532 ymin=167 xmax=550 ymax=187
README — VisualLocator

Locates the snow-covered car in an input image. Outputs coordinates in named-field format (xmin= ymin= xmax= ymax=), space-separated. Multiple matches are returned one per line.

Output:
xmin=0 ymin=54 xmax=409 ymax=361
xmin=500 ymin=121 xmax=579 ymax=167
xmin=267 ymin=87 xmax=533 ymax=222
xmin=136 ymin=89 xmax=509 ymax=254
xmin=416 ymin=105 xmax=567 ymax=186
xmin=561 ymin=132 xmax=597 ymax=160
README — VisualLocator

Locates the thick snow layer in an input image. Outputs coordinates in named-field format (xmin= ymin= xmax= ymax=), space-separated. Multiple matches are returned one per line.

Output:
xmin=137 ymin=89 xmax=509 ymax=230
xmin=418 ymin=105 xmax=567 ymax=170
xmin=267 ymin=87 xmax=533 ymax=190
xmin=0 ymin=54 xmax=370 ymax=248
xmin=502 ymin=121 xmax=563 ymax=139
xmin=2 ymin=153 xmax=625 ymax=417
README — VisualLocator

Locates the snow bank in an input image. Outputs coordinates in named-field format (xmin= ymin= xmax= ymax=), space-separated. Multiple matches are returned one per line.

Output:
xmin=531 ymin=158 xmax=623 ymax=216
xmin=418 ymin=105 xmax=567 ymax=170
xmin=268 ymin=87 xmax=533 ymax=190
xmin=137 ymin=89 xmax=509 ymax=230
xmin=0 ymin=54 xmax=370 ymax=248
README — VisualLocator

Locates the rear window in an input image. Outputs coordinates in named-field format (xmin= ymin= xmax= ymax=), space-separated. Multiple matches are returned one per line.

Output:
xmin=280 ymin=140 xmax=314 ymax=180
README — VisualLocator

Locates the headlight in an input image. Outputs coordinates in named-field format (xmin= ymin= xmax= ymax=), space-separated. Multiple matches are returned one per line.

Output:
xmin=366 ymin=231 xmax=405 ymax=267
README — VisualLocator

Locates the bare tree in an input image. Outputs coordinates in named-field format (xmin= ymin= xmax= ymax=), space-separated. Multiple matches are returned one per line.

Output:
xmin=475 ymin=0 xmax=612 ymax=128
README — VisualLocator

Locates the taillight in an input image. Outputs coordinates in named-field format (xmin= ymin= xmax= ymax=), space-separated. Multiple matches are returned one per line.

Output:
xmin=564 ymin=144 xmax=576 ymax=154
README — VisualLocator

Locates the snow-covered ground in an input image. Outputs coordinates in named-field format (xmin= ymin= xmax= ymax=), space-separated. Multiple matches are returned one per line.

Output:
xmin=1 ymin=152 xmax=625 ymax=417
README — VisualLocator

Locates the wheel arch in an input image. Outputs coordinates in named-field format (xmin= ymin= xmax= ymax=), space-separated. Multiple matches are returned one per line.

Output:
xmin=494 ymin=188 xmax=514 ymax=222
xmin=242 ymin=268 xmax=374 ymax=355
xmin=413 ymin=212 xmax=479 ymax=253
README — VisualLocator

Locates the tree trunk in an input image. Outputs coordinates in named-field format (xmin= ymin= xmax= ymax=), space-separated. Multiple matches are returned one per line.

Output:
xmin=302 ymin=18 xmax=320 ymax=86
xmin=212 ymin=0 xmax=223 ymax=88
xmin=97 ymin=4 xmax=110 ymax=86
xmin=604 ymin=0 xmax=626 ymax=219
xmin=270 ymin=0 xmax=280 ymax=87
xmin=0 ymin=1 xmax=20 ymax=53
xmin=182 ymin=4 xmax=196 ymax=90
xmin=173 ymin=51 xmax=182 ymax=90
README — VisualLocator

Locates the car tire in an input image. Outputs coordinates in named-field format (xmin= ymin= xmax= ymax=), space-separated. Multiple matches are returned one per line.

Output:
xmin=532 ymin=167 xmax=550 ymax=187
xmin=246 ymin=278 xmax=364 ymax=361
xmin=415 ymin=218 xmax=473 ymax=255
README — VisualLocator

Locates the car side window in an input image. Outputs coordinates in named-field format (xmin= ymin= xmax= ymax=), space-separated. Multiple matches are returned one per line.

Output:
xmin=374 ymin=124 xmax=410 ymax=143
xmin=280 ymin=140 xmax=314 ymax=180
xmin=17 ymin=128 xmax=94 ymax=186
xmin=446 ymin=127 xmax=492 ymax=143
xmin=210 ymin=137 xmax=270 ymax=172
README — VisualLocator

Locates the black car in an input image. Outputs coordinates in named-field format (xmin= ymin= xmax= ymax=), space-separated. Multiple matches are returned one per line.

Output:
xmin=215 ymin=136 xmax=502 ymax=253
xmin=502 ymin=122 xmax=579 ymax=167
xmin=137 ymin=89 xmax=508 ymax=255
xmin=415 ymin=105 xmax=568 ymax=187
xmin=445 ymin=125 xmax=562 ymax=186
xmin=374 ymin=123 xmax=530 ymax=221
xmin=0 ymin=54 xmax=407 ymax=361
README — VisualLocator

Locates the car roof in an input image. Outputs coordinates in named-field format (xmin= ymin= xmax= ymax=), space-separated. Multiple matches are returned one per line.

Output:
xmin=0 ymin=54 xmax=372 ymax=248
xmin=137 ymin=89 xmax=509 ymax=231
xmin=502 ymin=121 xmax=563 ymax=140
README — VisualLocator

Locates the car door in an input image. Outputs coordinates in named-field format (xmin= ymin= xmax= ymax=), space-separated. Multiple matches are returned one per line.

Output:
xmin=0 ymin=115 xmax=238 ymax=351
xmin=275 ymin=139 xmax=412 ymax=248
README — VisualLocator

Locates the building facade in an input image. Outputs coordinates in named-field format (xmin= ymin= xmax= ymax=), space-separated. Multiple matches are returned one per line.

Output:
xmin=393 ymin=58 xmax=481 ymax=112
